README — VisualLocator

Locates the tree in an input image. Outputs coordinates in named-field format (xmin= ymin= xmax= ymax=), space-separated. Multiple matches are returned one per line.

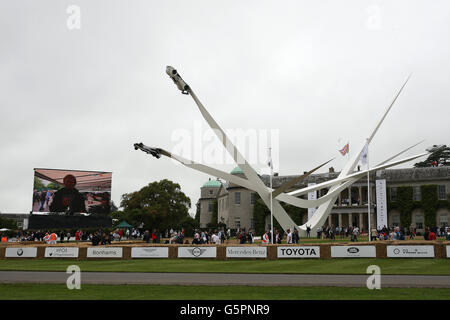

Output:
xmin=120 ymin=179 xmax=191 ymax=231
xmin=414 ymin=145 xmax=450 ymax=167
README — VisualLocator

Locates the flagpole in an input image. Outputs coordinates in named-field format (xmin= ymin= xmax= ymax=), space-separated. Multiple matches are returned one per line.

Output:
xmin=366 ymin=138 xmax=371 ymax=242
xmin=269 ymin=147 xmax=274 ymax=244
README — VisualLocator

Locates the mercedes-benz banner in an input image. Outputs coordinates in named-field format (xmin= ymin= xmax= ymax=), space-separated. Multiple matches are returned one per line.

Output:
xmin=226 ymin=246 xmax=267 ymax=258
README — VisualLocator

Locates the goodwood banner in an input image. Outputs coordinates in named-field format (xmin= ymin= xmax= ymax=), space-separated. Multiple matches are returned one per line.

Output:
xmin=277 ymin=246 xmax=320 ymax=258
xmin=178 ymin=247 xmax=217 ymax=258
xmin=307 ymin=183 xmax=317 ymax=220
xmin=45 ymin=247 xmax=79 ymax=258
xmin=387 ymin=245 xmax=435 ymax=258
xmin=375 ymin=179 xmax=388 ymax=229
xmin=331 ymin=246 xmax=376 ymax=258
xmin=5 ymin=247 xmax=37 ymax=258
xmin=132 ymin=247 xmax=169 ymax=258
xmin=226 ymin=247 xmax=267 ymax=258
xmin=87 ymin=247 xmax=123 ymax=258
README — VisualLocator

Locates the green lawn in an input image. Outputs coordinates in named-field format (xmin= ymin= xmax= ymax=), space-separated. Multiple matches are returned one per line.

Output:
xmin=1 ymin=259 xmax=450 ymax=275
xmin=0 ymin=283 xmax=448 ymax=300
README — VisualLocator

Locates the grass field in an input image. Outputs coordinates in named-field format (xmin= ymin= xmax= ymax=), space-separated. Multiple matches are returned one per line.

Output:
xmin=0 ymin=283 xmax=448 ymax=300
xmin=1 ymin=258 xmax=450 ymax=275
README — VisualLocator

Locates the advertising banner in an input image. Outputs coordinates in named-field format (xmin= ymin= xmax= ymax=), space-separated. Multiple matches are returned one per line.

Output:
xmin=387 ymin=246 xmax=435 ymax=258
xmin=87 ymin=247 xmax=122 ymax=258
xmin=375 ymin=179 xmax=388 ymax=229
xmin=5 ymin=247 xmax=37 ymax=258
xmin=331 ymin=246 xmax=376 ymax=258
xmin=45 ymin=247 xmax=79 ymax=258
xmin=226 ymin=246 xmax=267 ymax=258
xmin=132 ymin=247 xmax=169 ymax=258
xmin=307 ymin=183 xmax=317 ymax=220
xmin=178 ymin=247 xmax=217 ymax=258
xmin=277 ymin=246 xmax=320 ymax=258
xmin=447 ymin=245 xmax=450 ymax=258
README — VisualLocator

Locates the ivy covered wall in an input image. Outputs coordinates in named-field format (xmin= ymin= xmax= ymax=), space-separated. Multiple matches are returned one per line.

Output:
xmin=387 ymin=184 xmax=449 ymax=228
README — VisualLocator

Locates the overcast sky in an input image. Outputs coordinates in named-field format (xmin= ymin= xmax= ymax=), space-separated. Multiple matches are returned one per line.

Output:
xmin=1 ymin=0 xmax=449 ymax=216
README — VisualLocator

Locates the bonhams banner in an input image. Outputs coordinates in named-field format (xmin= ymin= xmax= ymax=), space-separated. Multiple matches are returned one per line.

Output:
xmin=5 ymin=247 xmax=37 ymax=258
xmin=178 ymin=247 xmax=217 ymax=258
xmin=375 ymin=179 xmax=388 ymax=229
xmin=387 ymin=246 xmax=435 ymax=258
xmin=277 ymin=246 xmax=320 ymax=258
xmin=226 ymin=247 xmax=267 ymax=258
xmin=45 ymin=247 xmax=79 ymax=258
xmin=132 ymin=247 xmax=169 ymax=258
xmin=87 ymin=247 xmax=123 ymax=258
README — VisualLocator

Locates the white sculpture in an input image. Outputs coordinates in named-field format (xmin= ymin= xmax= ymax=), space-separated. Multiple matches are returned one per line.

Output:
xmin=134 ymin=67 xmax=427 ymax=236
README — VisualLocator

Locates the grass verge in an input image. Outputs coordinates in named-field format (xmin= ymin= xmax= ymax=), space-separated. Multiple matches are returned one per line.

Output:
xmin=0 ymin=259 xmax=450 ymax=275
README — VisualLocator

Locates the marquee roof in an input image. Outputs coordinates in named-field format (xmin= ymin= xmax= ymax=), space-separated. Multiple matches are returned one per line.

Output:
xmin=34 ymin=168 xmax=112 ymax=191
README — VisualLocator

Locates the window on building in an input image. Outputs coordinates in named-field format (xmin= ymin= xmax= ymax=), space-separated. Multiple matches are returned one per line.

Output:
xmin=413 ymin=186 xmax=421 ymax=201
xmin=209 ymin=190 xmax=213 ymax=195
xmin=235 ymin=217 xmax=241 ymax=229
xmin=439 ymin=214 xmax=448 ymax=227
xmin=392 ymin=214 xmax=400 ymax=227
xmin=415 ymin=214 xmax=424 ymax=229
xmin=235 ymin=192 xmax=241 ymax=205
xmin=438 ymin=185 xmax=447 ymax=200
xmin=250 ymin=192 xmax=255 ymax=205
xmin=208 ymin=200 xmax=213 ymax=213
xmin=390 ymin=187 xmax=397 ymax=202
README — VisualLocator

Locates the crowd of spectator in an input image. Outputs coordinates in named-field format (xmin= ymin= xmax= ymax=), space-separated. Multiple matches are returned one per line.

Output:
xmin=2 ymin=224 xmax=449 ymax=245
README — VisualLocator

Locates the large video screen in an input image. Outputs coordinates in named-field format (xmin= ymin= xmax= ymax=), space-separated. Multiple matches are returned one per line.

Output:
xmin=33 ymin=168 xmax=112 ymax=215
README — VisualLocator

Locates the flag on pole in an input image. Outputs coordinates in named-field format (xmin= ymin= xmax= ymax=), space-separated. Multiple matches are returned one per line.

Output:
xmin=360 ymin=142 xmax=368 ymax=166
xmin=267 ymin=148 xmax=273 ymax=175
xmin=339 ymin=143 xmax=349 ymax=156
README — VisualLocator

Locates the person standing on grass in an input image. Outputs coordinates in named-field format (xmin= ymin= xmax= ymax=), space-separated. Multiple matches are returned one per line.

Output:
xmin=428 ymin=228 xmax=436 ymax=241
xmin=262 ymin=231 xmax=269 ymax=244
xmin=286 ymin=229 xmax=292 ymax=244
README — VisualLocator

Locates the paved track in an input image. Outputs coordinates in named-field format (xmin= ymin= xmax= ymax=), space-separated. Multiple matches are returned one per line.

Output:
xmin=0 ymin=271 xmax=450 ymax=288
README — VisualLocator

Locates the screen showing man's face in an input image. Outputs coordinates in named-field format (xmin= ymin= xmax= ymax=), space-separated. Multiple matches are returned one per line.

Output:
xmin=63 ymin=175 xmax=76 ymax=189
xmin=33 ymin=168 xmax=112 ymax=214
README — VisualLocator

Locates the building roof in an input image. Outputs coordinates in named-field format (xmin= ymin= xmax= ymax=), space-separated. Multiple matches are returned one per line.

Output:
xmin=202 ymin=179 xmax=222 ymax=188
xmin=230 ymin=166 xmax=243 ymax=175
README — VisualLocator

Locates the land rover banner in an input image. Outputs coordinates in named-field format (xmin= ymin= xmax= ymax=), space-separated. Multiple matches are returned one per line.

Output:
xmin=277 ymin=246 xmax=320 ymax=258
xmin=331 ymin=246 xmax=376 ymax=258
xmin=178 ymin=247 xmax=217 ymax=258
xmin=5 ymin=247 xmax=38 ymax=258
xmin=375 ymin=179 xmax=388 ymax=229
xmin=226 ymin=246 xmax=267 ymax=258
xmin=387 ymin=245 xmax=435 ymax=258
xmin=45 ymin=247 xmax=79 ymax=258
xmin=132 ymin=247 xmax=169 ymax=258
xmin=87 ymin=247 xmax=123 ymax=258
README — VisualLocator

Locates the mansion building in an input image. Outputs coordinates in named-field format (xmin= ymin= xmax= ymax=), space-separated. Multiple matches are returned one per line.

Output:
xmin=198 ymin=166 xmax=450 ymax=234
